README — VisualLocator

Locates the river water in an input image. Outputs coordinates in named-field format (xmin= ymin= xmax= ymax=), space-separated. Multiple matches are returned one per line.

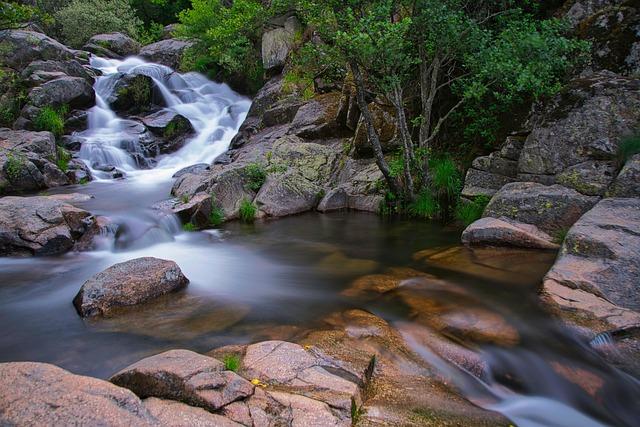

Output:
xmin=0 ymin=57 xmax=638 ymax=427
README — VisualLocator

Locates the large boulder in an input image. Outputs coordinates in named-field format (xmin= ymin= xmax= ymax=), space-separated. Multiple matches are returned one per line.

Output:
xmin=462 ymin=217 xmax=560 ymax=250
xmin=21 ymin=59 xmax=95 ymax=85
xmin=27 ymin=76 xmax=95 ymax=109
xmin=140 ymin=110 xmax=194 ymax=154
xmin=110 ymin=349 xmax=254 ymax=412
xmin=261 ymin=15 xmax=302 ymax=73
xmin=0 ymin=195 xmax=95 ymax=256
xmin=289 ymin=92 xmax=349 ymax=140
xmin=0 ymin=30 xmax=74 ymax=71
xmin=544 ymin=198 xmax=640 ymax=312
xmin=255 ymin=171 xmax=321 ymax=217
xmin=483 ymin=182 xmax=600 ymax=234
xmin=85 ymin=33 xmax=141 ymax=57
xmin=139 ymin=39 xmax=193 ymax=69
xmin=608 ymin=154 xmax=640 ymax=197
xmin=0 ymin=362 xmax=156 ymax=426
xmin=143 ymin=398 xmax=242 ymax=427
xmin=73 ymin=257 xmax=189 ymax=317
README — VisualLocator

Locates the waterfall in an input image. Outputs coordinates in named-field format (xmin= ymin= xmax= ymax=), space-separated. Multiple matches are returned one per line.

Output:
xmin=76 ymin=56 xmax=251 ymax=180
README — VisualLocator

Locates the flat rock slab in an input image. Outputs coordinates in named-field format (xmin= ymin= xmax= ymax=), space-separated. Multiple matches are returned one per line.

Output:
xmin=462 ymin=217 xmax=560 ymax=250
xmin=242 ymin=340 xmax=360 ymax=413
xmin=544 ymin=198 xmax=640 ymax=313
xmin=73 ymin=257 xmax=189 ymax=317
xmin=111 ymin=349 xmax=254 ymax=412
xmin=0 ymin=362 xmax=155 ymax=426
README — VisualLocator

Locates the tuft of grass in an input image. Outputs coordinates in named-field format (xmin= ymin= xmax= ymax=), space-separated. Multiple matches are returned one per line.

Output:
xmin=180 ymin=194 xmax=190 ymax=204
xmin=56 ymin=146 xmax=71 ymax=172
xmin=223 ymin=354 xmax=241 ymax=372
xmin=182 ymin=222 xmax=197 ymax=232
xmin=239 ymin=198 xmax=257 ymax=223
xmin=553 ymin=227 xmax=570 ymax=244
xmin=210 ymin=200 xmax=225 ymax=226
xmin=408 ymin=191 xmax=439 ymax=220
xmin=455 ymin=195 xmax=491 ymax=226
xmin=244 ymin=162 xmax=267 ymax=192
xmin=351 ymin=398 xmax=365 ymax=425
xmin=5 ymin=152 xmax=25 ymax=181
xmin=616 ymin=134 xmax=640 ymax=168
xmin=34 ymin=106 xmax=67 ymax=137
xmin=430 ymin=156 xmax=462 ymax=198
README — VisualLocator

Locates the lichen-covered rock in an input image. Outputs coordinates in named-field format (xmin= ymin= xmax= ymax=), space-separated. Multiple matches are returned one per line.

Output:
xmin=110 ymin=349 xmax=253 ymax=412
xmin=318 ymin=187 xmax=348 ymax=212
xmin=483 ymin=182 xmax=600 ymax=234
xmin=461 ymin=168 xmax=517 ymax=198
xmin=462 ymin=217 xmax=560 ymax=250
xmin=107 ymin=74 xmax=154 ymax=114
xmin=21 ymin=59 xmax=94 ymax=85
xmin=556 ymin=160 xmax=616 ymax=196
xmin=27 ymin=76 xmax=95 ymax=109
xmin=73 ymin=257 xmax=189 ymax=317
xmin=608 ymin=154 xmax=640 ymax=197
xmin=0 ymin=195 xmax=95 ymax=256
xmin=544 ymin=198 xmax=640 ymax=311
xmin=255 ymin=171 xmax=322 ymax=217
xmin=289 ymin=93 xmax=348 ymax=139
xmin=139 ymin=39 xmax=192 ymax=69
xmin=0 ymin=362 xmax=156 ymax=426
xmin=0 ymin=30 xmax=75 ymax=71
xmin=85 ymin=33 xmax=141 ymax=57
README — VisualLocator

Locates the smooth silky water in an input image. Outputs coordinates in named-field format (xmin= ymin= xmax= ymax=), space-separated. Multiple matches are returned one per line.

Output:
xmin=1 ymin=57 xmax=638 ymax=427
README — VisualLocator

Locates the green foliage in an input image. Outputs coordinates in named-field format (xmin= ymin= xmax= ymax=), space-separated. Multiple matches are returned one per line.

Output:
xmin=351 ymin=399 xmax=364 ymax=425
xmin=182 ymin=222 xmax=197 ymax=232
xmin=5 ymin=152 xmax=25 ymax=181
xmin=55 ymin=0 xmax=142 ymax=48
xmin=210 ymin=200 xmax=225 ymax=226
xmin=616 ymin=134 xmax=640 ymax=168
xmin=239 ymin=198 xmax=257 ymax=223
xmin=223 ymin=354 xmax=241 ymax=372
xmin=137 ymin=21 xmax=164 ymax=45
xmin=430 ymin=156 xmax=462 ymax=198
xmin=244 ymin=162 xmax=267 ymax=192
xmin=118 ymin=76 xmax=152 ymax=110
xmin=130 ymin=0 xmax=190 ymax=26
xmin=34 ymin=106 xmax=66 ymax=137
xmin=180 ymin=194 xmax=190 ymax=204
xmin=163 ymin=119 xmax=189 ymax=139
xmin=553 ymin=227 xmax=570 ymax=244
xmin=408 ymin=191 xmax=439 ymax=220
xmin=56 ymin=146 xmax=71 ymax=172
xmin=454 ymin=195 xmax=490 ymax=226
xmin=177 ymin=0 xmax=264 ymax=88
xmin=1 ymin=1 xmax=43 ymax=30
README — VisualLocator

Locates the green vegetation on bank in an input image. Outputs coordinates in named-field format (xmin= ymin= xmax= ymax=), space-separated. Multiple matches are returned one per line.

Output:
xmin=34 ymin=106 xmax=67 ymax=137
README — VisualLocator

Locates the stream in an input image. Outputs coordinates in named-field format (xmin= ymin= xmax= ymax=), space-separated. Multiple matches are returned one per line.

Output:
xmin=1 ymin=57 xmax=639 ymax=427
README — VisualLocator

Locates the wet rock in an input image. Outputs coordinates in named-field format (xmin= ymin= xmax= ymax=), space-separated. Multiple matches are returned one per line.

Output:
xmin=262 ymin=15 xmax=302 ymax=73
xmin=139 ymin=39 xmax=193 ymax=69
xmin=352 ymin=102 xmax=399 ymax=158
xmin=483 ymin=182 xmax=600 ymax=234
xmin=64 ymin=109 xmax=89 ymax=132
xmin=73 ymin=257 xmax=189 ymax=317
xmin=608 ymin=154 xmax=640 ymax=197
xmin=0 ymin=195 xmax=95 ymax=256
xmin=66 ymin=158 xmax=93 ymax=184
xmin=255 ymin=171 xmax=322 ymax=217
xmin=85 ymin=33 xmax=141 ymax=57
xmin=140 ymin=110 xmax=194 ymax=154
xmin=462 ymin=217 xmax=560 ymax=250
xmin=544 ymin=198 xmax=640 ymax=312
xmin=172 ymin=192 xmax=212 ymax=228
xmin=0 ymin=362 xmax=156 ymax=426
xmin=289 ymin=92 xmax=348 ymax=139
xmin=0 ymin=30 xmax=75 ymax=71
xmin=107 ymin=74 xmax=154 ymax=114
xmin=27 ymin=76 xmax=95 ymax=109
xmin=110 ymin=349 xmax=254 ymax=412
xmin=143 ymin=397 xmax=242 ymax=426
xmin=342 ymin=267 xmax=431 ymax=297
xmin=173 ymin=163 xmax=210 ymax=178
xmin=318 ymin=187 xmax=348 ymax=212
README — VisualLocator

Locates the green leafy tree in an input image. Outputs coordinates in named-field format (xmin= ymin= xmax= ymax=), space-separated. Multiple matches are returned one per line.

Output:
xmin=0 ymin=1 xmax=45 ymax=30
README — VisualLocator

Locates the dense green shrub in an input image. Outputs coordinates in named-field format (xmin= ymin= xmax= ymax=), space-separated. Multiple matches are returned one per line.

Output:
xmin=454 ymin=195 xmax=490 ymax=226
xmin=55 ymin=0 xmax=142 ymax=48
xmin=182 ymin=222 xmax=197 ymax=232
xmin=130 ymin=0 xmax=190 ymax=26
xmin=244 ymin=163 xmax=267 ymax=192
xmin=616 ymin=134 xmax=640 ymax=168
xmin=239 ymin=198 xmax=257 ymax=223
xmin=4 ymin=152 xmax=25 ymax=181
xmin=408 ymin=191 xmax=439 ymax=219
xmin=34 ymin=106 xmax=66 ymax=137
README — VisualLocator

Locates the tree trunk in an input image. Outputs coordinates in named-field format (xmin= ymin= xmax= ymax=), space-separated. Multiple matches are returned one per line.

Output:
xmin=390 ymin=82 xmax=415 ymax=200
xmin=350 ymin=61 xmax=401 ymax=197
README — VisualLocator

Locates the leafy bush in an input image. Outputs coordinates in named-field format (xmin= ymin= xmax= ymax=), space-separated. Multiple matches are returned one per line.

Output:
xmin=182 ymin=222 xmax=197 ymax=232
xmin=244 ymin=163 xmax=267 ymax=192
xmin=55 ymin=0 xmax=142 ymax=48
xmin=616 ymin=134 xmax=640 ymax=168
xmin=210 ymin=200 xmax=224 ymax=226
xmin=56 ymin=146 xmax=71 ymax=172
xmin=34 ymin=106 xmax=66 ymax=137
xmin=130 ymin=0 xmax=190 ymax=26
xmin=223 ymin=354 xmax=241 ymax=372
xmin=408 ymin=191 xmax=439 ymax=220
xmin=239 ymin=198 xmax=257 ymax=223
xmin=4 ymin=152 xmax=25 ymax=181
xmin=455 ymin=195 xmax=491 ymax=226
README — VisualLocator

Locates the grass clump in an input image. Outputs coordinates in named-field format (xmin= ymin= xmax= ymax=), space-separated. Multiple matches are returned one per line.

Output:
xmin=553 ymin=227 xmax=570 ymax=244
xmin=56 ymin=146 xmax=71 ymax=172
xmin=223 ymin=354 xmax=241 ymax=372
xmin=430 ymin=156 xmax=462 ymax=198
xmin=34 ymin=106 xmax=67 ymax=137
xmin=408 ymin=191 xmax=439 ymax=219
xmin=239 ymin=198 xmax=257 ymax=223
xmin=182 ymin=222 xmax=197 ymax=232
xmin=454 ymin=195 xmax=491 ymax=226
xmin=245 ymin=162 xmax=267 ymax=192
xmin=180 ymin=194 xmax=190 ymax=204
xmin=210 ymin=200 xmax=225 ymax=226
xmin=5 ymin=152 xmax=26 ymax=181
xmin=616 ymin=134 xmax=640 ymax=168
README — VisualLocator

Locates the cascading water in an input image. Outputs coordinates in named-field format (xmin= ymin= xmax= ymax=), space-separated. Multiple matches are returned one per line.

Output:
xmin=76 ymin=56 xmax=251 ymax=180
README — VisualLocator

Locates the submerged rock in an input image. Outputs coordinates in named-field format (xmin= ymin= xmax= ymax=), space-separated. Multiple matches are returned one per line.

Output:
xmin=73 ymin=257 xmax=189 ymax=317
xmin=0 ymin=362 xmax=156 ymax=426
xmin=110 ymin=349 xmax=253 ymax=412
xmin=462 ymin=217 xmax=560 ymax=250
xmin=0 ymin=195 xmax=95 ymax=256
